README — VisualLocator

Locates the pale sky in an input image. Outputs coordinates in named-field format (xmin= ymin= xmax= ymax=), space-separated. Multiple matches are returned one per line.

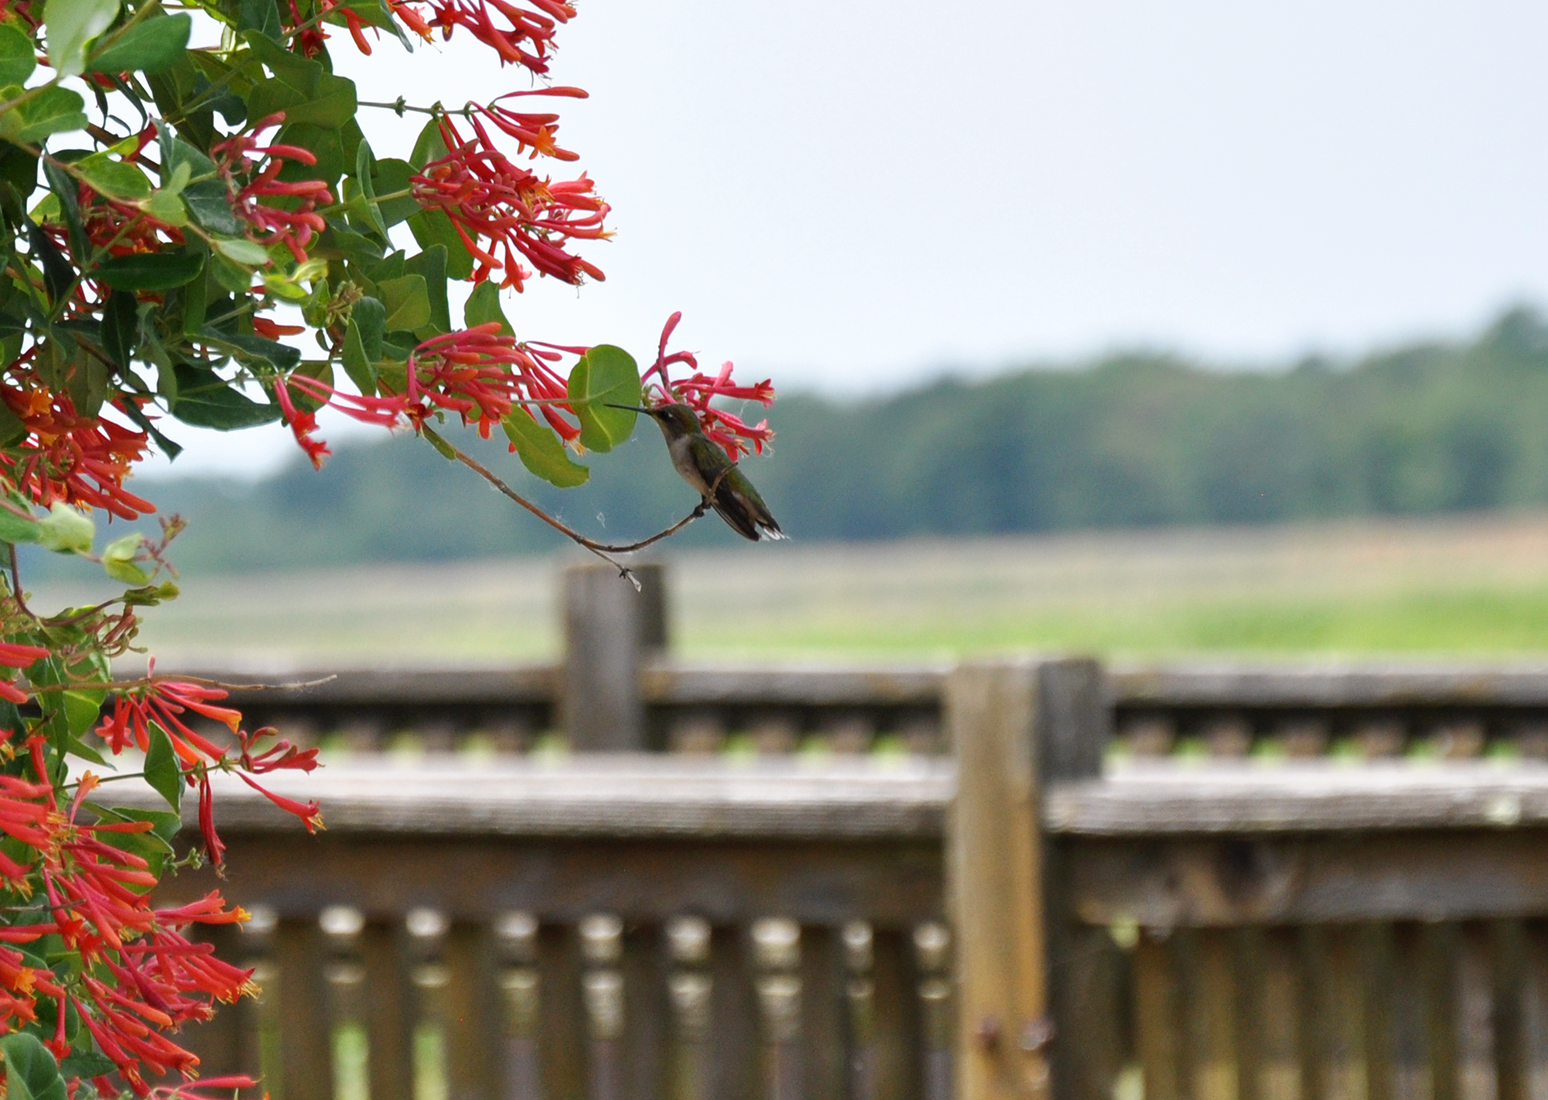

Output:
xmin=140 ymin=0 xmax=1548 ymax=478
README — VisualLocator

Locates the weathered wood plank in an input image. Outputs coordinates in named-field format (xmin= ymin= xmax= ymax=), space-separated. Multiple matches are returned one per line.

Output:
xmin=109 ymin=759 xmax=953 ymax=840
xmin=640 ymin=662 xmax=947 ymax=707
xmin=1255 ymin=928 xmax=1301 ymax=1100
xmin=1109 ymin=664 xmax=1548 ymax=708
xmin=562 ymin=563 xmax=659 ymax=750
xmin=1135 ymin=933 xmax=1183 ymax=1100
xmin=1046 ymin=764 xmax=1548 ymax=835
xmin=1066 ymin=830 xmax=1548 ymax=926
xmin=946 ymin=661 xmax=1050 ymax=1100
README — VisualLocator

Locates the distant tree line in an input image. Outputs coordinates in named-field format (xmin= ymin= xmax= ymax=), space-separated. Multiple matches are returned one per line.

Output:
xmin=107 ymin=306 xmax=1548 ymax=573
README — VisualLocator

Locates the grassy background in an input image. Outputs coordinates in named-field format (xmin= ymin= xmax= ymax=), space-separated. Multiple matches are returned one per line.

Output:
xmin=34 ymin=510 xmax=1548 ymax=668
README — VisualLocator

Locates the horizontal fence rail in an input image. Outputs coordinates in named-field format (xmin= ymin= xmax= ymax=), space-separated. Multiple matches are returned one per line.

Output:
xmin=111 ymin=579 xmax=1548 ymax=1100
xmin=172 ymin=658 xmax=1548 ymax=764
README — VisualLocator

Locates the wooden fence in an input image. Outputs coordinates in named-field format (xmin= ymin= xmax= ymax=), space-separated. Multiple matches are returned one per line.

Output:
xmin=124 ymin=564 xmax=1548 ymax=1100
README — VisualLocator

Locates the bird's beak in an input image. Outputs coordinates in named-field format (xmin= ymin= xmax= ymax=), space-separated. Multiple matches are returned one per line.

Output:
xmin=606 ymin=403 xmax=655 ymax=414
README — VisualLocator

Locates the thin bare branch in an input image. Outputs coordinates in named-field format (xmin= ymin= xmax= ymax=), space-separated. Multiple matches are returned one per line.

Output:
xmin=420 ymin=426 xmax=727 ymax=585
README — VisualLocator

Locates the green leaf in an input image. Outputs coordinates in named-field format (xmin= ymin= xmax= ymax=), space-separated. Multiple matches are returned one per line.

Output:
xmin=37 ymin=502 xmax=93 ymax=554
xmin=277 ymin=121 xmax=345 ymax=186
xmin=102 ymin=532 xmax=149 ymax=584
xmin=2 ymin=1032 xmax=67 ymax=1100
xmin=410 ymin=115 xmax=450 ymax=170
xmin=100 ymin=290 xmax=137 ymax=370
xmin=406 ymin=208 xmax=473 ymax=280
xmin=209 ymin=249 xmax=254 ymax=293
xmin=170 ymin=362 xmax=282 ymax=429
xmin=143 ymin=723 xmax=181 ymax=811
xmin=248 ymin=72 xmax=356 ymax=129
xmin=178 ymin=170 xmax=241 ymax=235
xmin=166 ymin=136 xmax=216 ymax=178
xmin=95 ymin=249 xmax=204 ymax=291
xmin=352 ymin=295 xmax=386 ymax=360
xmin=377 ymin=274 xmax=430 ymax=331
xmin=237 ymin=0 xmax=283 ymax=39
xmin=88 ymin=13 xmax=192 ymax=74
xmin=45 ymin=0 xmax=121 ymax=79
xmin=59 ymin=1050 xmax=116 ymax=1081
xmin=75 ymin=152 xmax=151 ymax=201
xmin=142 ymin=186 xmax=188 ymax=226
xmin=567 ymin=344 xmax=641 ymax=453
xmin=59 ymin=689 xmax=102 ymax=738
xmin=0 ymin=139 xmax=39 ymax=223
xmin=0 ymin=86 xmax=88 ymax=144
xmin=317 ymin=218 xmax=384 ymax=265
xmin=65 ymin=733 xmax=109 ymax=767
xmin=199 ymin=327 xmax=300 ymax=370
xmin=404 ymin=245 xmax=449 ymax=334
xmin=370 ymin=157 xmax=417 ymax=226
xmin=502 ymin=411 xmax=589 ymax=488
xmin=212 ymin=237 xmax=270 ymax=266
xmin=0 ymin=505 xmax=40 ymax=544
xmin=464 ymin=280 xmax=511 ymax=335
xmin=0 ymin=24 xmax=37 ymax=86
xmin=341 ymin=316 xmax=376 ymax=392
xmin=352 ymin=138 xmax=386 ymax=238
xmin=244 ymin=28 xmax=320 ymax=88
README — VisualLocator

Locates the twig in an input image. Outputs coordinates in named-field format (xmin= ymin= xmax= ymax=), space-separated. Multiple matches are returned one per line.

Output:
xmin=421 ymin=425 xmax=726 ymax=586
xmin=8 ymin=544 xmax=30 ymax=619
xmin=27 ymin=674 xmax=339 ymax=696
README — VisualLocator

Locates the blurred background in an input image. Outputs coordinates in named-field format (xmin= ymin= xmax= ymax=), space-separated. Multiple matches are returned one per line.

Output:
xmin=43 ymin=0 xmax=1548 ymax=665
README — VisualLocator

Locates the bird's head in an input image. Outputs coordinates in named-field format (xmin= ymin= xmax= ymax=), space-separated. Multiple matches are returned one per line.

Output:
xmin=607 ymin=401 xmax=701 ymax=438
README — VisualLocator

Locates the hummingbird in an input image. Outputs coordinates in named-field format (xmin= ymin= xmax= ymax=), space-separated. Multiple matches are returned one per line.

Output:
xmin=609 ymin=402 xmax=786 ymax=541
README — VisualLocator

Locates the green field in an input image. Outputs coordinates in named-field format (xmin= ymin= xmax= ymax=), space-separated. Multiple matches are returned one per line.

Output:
xmin=43 ymin=511 xmax=1548 ymax=667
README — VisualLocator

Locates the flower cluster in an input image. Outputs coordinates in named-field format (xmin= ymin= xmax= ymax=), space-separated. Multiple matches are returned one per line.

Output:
xmin=276 ymin=325 xmax=583 ymax=455
xmin=392 ymin=0 xmax=573 ymax=73
xmin=411 ymin=115 xmax=608 ymax=290
xmin=0 ymin=730 xmax=259 ymax=1095
xmin=0 ymin=379 xmax=154 ymax=520
xmin=642 ymin=312 xmax=774 ymax=457
xmin=97 ymin=672 xmax=323 ymax=865
xmin=213 ymin=115 xmax=333 ymax=263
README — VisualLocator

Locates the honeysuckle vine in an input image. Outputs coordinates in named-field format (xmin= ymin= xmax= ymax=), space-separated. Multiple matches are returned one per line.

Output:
xmin=0 ymin=0 xmax=779 ymax=1094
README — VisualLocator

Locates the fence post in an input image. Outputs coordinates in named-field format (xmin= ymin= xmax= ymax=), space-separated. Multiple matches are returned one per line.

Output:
xmin=946 ymin=658 xmax=1108 ymax=1100
xmin=560 ymin=562 xmax=668 ymax=750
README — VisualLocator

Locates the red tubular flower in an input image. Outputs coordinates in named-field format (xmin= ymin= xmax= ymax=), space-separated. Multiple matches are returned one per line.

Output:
xmin=273 ymin=374 xmax=406 ymax=468
xmin=402 ymin=323 xmax=570 ymax=435
xmin=236 ymin=772 xmax=322 ymax=833
xmin=411 ymin=115 xmax=608 ymax=290
xmin=639 ymin=313 xmax=775 ymax=458
xmin=270 ymin=375 xmax=332 ymax=471
xmin=0 ymin=641 xmax=45 ymax=705
xmin=94 ymin=681 xmax=234 ymax=766
xmin=251 ymin=317 xmax=305 ymax=340
xmin=0 ymin=379 xmax=154 ymax=519
xmin=239 ymin=727 xmax=320 ymax=774
xmin=212 ymin=115 xmax=333 ymax=263
xmin=396 ymin=0 xmax=574 ymax=71
xmin=476 ymin=87 xmax=588 ymax=161
xmin=0 ymin=641 xmax=47 ymax=668
xmin=278 ymin=328 xmax=578 ymax=447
